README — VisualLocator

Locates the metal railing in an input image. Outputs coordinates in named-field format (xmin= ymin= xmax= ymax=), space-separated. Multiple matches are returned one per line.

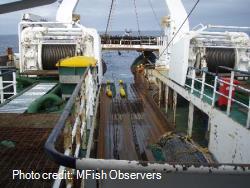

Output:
xmin=0 ymin=68 xmax=17 ymax=103
xmin=101 ymin=36 xmax=163 ymax=46
xmin=185 ymin=66 xmax=250 ymax=129
xmin=45 ymin=67 xmax=98 ymax=187
xmin=45 ymin=67 xmax=250 ymax=188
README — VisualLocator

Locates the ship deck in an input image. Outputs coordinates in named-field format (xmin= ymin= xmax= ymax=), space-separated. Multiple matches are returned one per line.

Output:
xmin=97 ymin=74 xmax=214 ymax=163
xmin=155 ymin=69 xmax=249 ymax=127
xmin=98 ymin=83 xmax=172 ymax=160
xmin=0 ymin=113 xmax=60 ymax=187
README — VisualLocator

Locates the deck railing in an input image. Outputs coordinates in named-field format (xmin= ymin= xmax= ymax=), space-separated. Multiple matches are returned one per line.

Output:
xmin=0 ymin=68 xmax=17 ymax=103
xmin=45 ymin=68 xmax=250 ymax=188
xmin=45 ymin=67 xmax=99 ymax=187
xmin=101 ymin=36 xmax=163 ymax=46
xmin=186 ymin=66 xmax=250 ymax=129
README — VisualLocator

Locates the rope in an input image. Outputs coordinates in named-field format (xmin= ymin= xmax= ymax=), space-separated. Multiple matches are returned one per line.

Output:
xmin=105 ymin=0 xmax=116 ymax=37
xmin=132 ymin=0 xmax=142 ymax=41
xmin=147 ymin=0 xmax=162 ymax=32
xmin=158 ymin=0 xmax=200 ymax=59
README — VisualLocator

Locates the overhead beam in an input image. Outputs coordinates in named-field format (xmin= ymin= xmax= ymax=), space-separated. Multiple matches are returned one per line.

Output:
xmin=0 ymin=0 xmax=57 ymax=14
xmin=101 ymin=44 xmax=160 ymax=51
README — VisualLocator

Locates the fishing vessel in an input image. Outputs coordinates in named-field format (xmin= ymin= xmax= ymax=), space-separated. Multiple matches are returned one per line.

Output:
xmin=0 ymin=0 xmax=249 ymax=187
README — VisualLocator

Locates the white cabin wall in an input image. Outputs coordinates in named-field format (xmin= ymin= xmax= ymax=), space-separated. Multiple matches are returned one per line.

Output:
xmin=168 ymin=37 xmax=190 ymax=86
xmin=152 ymin=69 xmax=250 ymax=164
xmin=209 ymin=112 xmax=250 ymax=164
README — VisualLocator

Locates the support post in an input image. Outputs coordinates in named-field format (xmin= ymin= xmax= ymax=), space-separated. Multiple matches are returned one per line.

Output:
xmin=173 ymin=91 xmax=177 ymax=125
xmin=187 ymin=102 xmax=194 ymax=137
xmin=247 ymin=96 xmax=250 ymax=129
xmin=227 ymin=71 xmax=235 ymax=116
xmin=200 ymin=72 xmax=205 ymax=99
xmin=191 ymin=69 xmax=196 ymax=94
xmin=212 ymin=76 xmax=218 ymax=107
xmin=12 ymin=71 xmax=17 ymax=95
xmin=0 ymin=74 xmax=3 ymax=103
xmin=158 ymin=81 xmax=162 ymax=107
xmin=165 ymin=85 xmax=169 ymax=114
xmin=206 ymin=117 xmax=211 ymax=142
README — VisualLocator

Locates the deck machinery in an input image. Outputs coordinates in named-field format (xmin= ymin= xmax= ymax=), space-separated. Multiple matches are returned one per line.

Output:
xmin=0 ymin=0 xmax=250 ymax=187
xmin=158 ymin=0 xmax=250 ymax=86
xmin=18 ymin=0 xmax=103 ymax=82
xmin=151 ymin=0 xmax=250 ymax=164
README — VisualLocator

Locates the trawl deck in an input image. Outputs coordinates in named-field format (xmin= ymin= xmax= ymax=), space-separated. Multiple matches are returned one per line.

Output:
xmin=0 ymin=83 xmax=56 ymax=113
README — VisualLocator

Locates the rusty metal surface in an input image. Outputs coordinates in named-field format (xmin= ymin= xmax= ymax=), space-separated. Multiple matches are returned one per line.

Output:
xmin=20 ymin=70 xmax=59 ymax=76
xmin=97 ymin=71 xmax=217 ymax=165
xmin=97 ymin=81 xmax=172 ymax=161
xmin=98 ymin=86 xmax=110 ymax=159
xmin=0 ymin=113 xmax=60 ymax=187
xmin=0 ymin=113 xmax=60 ymax=128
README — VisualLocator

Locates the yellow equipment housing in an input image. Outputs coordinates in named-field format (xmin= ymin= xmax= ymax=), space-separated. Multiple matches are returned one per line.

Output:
xmin=56 ymin=56 xmax=97 ymax=67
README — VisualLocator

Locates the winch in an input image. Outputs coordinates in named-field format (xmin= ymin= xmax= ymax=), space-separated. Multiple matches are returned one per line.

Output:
xmin=18 ymin=0 xmax=103 ymax=82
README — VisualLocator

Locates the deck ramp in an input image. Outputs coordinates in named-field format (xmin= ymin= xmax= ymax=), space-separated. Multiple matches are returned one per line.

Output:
xmin=0 ymin=83 xmax=56 ymax=113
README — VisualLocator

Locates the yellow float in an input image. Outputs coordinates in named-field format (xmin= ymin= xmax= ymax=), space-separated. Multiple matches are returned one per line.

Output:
xmin=119 ymin=80 xmax=126 ymax=98
xmin=106 ymin=80 xmax=113 ymax=97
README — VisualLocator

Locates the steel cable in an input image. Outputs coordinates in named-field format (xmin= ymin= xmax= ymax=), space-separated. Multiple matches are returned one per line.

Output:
xmin=147 ymin=0 xmax=162 ymax=32
xmin=132 ymin=0 xmax=142 ymax=42
xmin=158 ymin=0 xmax=200 ymax=59
xmin=105 ymin=0 xmax=116 ymax=37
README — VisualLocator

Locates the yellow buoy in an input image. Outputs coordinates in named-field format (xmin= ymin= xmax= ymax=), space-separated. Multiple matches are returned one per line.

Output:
xmin=106 ymin=80 xmax=113 ymax=97
xmin=119 ymin=80 xmax=126 ymax=98
xmin=56 ymin=56 xmax=97 ymax=67
xmin=120 ymin=87 xmax=126 ymax=98
xmin=106 ymin=88 xmax=112 ymax=97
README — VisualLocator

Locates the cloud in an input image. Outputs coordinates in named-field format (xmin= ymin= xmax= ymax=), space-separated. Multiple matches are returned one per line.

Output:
xmin=0 ymin=0 xmax=249 ymax=34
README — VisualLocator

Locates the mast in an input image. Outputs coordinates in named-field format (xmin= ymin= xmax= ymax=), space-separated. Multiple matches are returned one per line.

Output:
xmin=164 ymin=0 xmax=189 ymax=44
xmin=56 ymin=0 xmax=79 ymax=23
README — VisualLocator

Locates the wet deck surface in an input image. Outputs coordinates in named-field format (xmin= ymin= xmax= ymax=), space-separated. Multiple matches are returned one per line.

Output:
xmin=0 ymin=114 xmax=60 ymax=187
xmin=97 ymin=71 xmax=215 ymax=163
xmin=98 ymin=80 xmax=172 ymax=160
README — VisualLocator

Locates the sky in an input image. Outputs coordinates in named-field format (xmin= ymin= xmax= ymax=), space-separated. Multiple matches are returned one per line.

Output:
xmin=0 ymin=0 xmax=249 ymax=35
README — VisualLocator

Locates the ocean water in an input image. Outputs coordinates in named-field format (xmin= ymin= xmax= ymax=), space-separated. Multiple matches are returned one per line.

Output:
xmin=0 ymin=35 xmax=18 ymax=55
xmin=102 ymin=50 xmax=139 ymax=84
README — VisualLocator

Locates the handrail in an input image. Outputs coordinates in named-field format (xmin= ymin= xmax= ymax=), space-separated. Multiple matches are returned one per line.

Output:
xmin=45 ymin=67 xmax=91 ymax=168
xmin=45 ymin=66 xmax=250 ymax=177
xmin=0 ymin=69 xmax=16 ymax=76
xmin=218 ymin=66 xmax=250 ymax=76
xmin=186 ymin=66 xmax=250 ymax=128
xmin=0 ymin=68 xmax=17 ymax=103
xmin=44 ymin=72 xmax=84 ymax=168
xmin=207 ymin=24 xmax=250 ymax=30
xmin=101 ymin=36 xmax=160 ymax=46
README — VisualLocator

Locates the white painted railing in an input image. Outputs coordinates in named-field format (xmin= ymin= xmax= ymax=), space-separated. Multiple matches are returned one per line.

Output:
xmin=47 ymin=67 xmax=99 ymax=188
xmin=0 ymin=68 xmax=17 ymax=103
xmin=102 ymin=37 xmax=163 ymax=46
xmin=45 ymin=66 xmax=250 ymax=188
xmin=186 ymin=66 xmax=250 ymax=129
